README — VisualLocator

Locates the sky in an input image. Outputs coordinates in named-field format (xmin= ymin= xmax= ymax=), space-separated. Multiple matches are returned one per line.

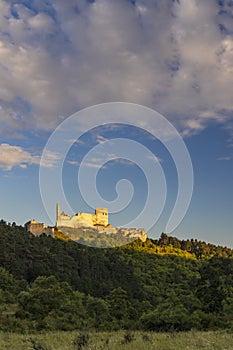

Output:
xmin=0 ymin=0 xmax=233 ymax=247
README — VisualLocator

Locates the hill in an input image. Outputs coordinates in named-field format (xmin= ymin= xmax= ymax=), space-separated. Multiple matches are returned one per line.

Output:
xmin=0 ymin=219 xmax=233 ymax=332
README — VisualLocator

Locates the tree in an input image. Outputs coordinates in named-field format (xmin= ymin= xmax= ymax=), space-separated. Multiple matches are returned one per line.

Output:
xmin=140 ymin=300 xmax=197 ymax=331
xmin=0 ymin=267 xmax=19 ymax=303
xmin=86 ymin=296 xmax=110 ymax=328
xmin=17 ymin=275 xmax=87 ymax=330
xmin=107 ymin=287 xmax=137 ymax=328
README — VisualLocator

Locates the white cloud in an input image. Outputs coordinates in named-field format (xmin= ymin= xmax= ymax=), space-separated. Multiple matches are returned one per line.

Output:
xmin=67 ymin=159 xmax=107 ymax=169
xmin=67 ymin=160 xmax=80 ymax=166
xmin=39 ymin=150 xmax=61 ymax=168
xmin=0 ymin=0 xmax=232 ymax=136
xmin=0 ymin=143 xmax=60 ymax=170
xmin=96 ymin=135 xmax=110 ymax=144
xmin=0 ymin=143 xmax=39 ymax=170
xmin=28 ymin=13 xmax=55 ymax=33
xmin=217 ymin=156 xmax=232 ymax=161
xmin=67 ymin=147 xmax=162 ymax=169
xmin=146 ymin=154 xmax=162 ymax=163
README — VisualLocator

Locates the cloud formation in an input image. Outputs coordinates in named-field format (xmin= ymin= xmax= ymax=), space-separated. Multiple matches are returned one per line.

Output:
xmin=0 ymin=143 xmax=60 ymax=170
xmin=0 ymin=0 xmax=232 ymax=136
xmin=0 ymin=143 xmax=40 ymax=170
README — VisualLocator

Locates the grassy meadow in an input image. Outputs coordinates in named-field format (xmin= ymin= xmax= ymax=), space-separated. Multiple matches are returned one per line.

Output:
xmin=0 ymin=330 xmax=233 ymax=350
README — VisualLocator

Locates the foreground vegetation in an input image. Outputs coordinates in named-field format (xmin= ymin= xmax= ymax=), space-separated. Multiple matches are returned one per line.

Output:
xmin=0 ymin=330 xmax=233 ymax=350
xmin=1 ymin=220 xmax=233 ymax=333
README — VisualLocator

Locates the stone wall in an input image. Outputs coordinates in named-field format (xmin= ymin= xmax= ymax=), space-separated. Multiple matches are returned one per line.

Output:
xmin=25 ymin=220 xmax=54 ymax=237
xmin=95 ymin=208 xmax=108 ymax=226
xmin=25 ymin=220 xmax=45 ymax=236
xmin=56 ymin=206 xmax=109 ymax=228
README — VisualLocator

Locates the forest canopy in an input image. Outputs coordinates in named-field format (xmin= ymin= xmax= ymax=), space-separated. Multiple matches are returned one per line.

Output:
xmin=0 ymin=220 xmax=233 ymax=332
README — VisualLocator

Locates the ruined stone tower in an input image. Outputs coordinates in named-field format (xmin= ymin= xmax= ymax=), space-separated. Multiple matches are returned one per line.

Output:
xmin=95 ymin=208 xmax=108 ymax=227
xmin=56 ymin=202 xmax=61 ymax=226
xmin=55 ymin=203 xmax=109 ymax=228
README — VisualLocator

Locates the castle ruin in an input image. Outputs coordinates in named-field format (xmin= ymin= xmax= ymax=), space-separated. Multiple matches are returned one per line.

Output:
xmin=25 ymin=220 xmax=54 ymax=236
xmin=25 ymin=204 xmax=147 ymax=243
xmin=56 ymin=203 xmax=109 ymax=228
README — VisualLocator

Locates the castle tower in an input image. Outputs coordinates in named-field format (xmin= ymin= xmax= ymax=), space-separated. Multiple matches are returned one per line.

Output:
xmin=95 ymin=208 xmax=108 ymax=227
xmin=56 ymin=202 xmax=61 ymax=226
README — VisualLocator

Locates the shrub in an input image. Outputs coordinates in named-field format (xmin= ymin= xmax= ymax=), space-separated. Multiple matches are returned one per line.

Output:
xmin=73 ymin=332 xmax=90 ymax=350
xmin=122 ymin=331 xmax=135 ymax=344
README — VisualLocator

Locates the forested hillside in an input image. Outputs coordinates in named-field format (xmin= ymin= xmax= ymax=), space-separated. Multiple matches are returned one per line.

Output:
xmin=0 ymin=220 xmax=233 ymax=332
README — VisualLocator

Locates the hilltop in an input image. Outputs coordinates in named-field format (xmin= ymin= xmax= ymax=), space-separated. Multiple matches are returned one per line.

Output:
xmin=25 ymin=203 xmax=147 ymax=246
xmin=0 ymin=219 xmax=233 ymax=332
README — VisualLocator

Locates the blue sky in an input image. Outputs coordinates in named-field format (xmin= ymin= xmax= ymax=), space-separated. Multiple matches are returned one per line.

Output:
xmin=0 ymin=0 xmax=233 ymax=247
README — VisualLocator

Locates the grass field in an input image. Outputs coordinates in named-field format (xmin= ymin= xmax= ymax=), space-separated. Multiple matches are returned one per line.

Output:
xmin=0 ymin=330 xmax=233 ymax=350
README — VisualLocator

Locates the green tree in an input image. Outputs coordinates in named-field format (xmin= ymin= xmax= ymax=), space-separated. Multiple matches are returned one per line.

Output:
xmin=107 ymin=287 xmax=137 ymax=328
xmin=17 ymin=276 xmax=87 ymax=330
xmin=86 ymin=295 xmax=110 ymax=328
xmin=140 ymin=300 xmax=197 ymax=331
xmin=0 ymin=267 xmax=19 ymax=303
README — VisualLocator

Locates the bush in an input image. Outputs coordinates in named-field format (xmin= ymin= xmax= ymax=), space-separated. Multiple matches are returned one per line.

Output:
xmin=30 ymin=338 xmax=50 ymax=350
xmin=73 ymin=332 xmax=90 ymax=350
xmin=122 ymin=331 xmax=135 ymax=344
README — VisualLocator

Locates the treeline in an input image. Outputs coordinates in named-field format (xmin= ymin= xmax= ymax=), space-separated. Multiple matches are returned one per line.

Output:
xmin=0 ymin=220 xmax=233 ymax=332
xmin=153 ymin=232 xmax=233 ymax=259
